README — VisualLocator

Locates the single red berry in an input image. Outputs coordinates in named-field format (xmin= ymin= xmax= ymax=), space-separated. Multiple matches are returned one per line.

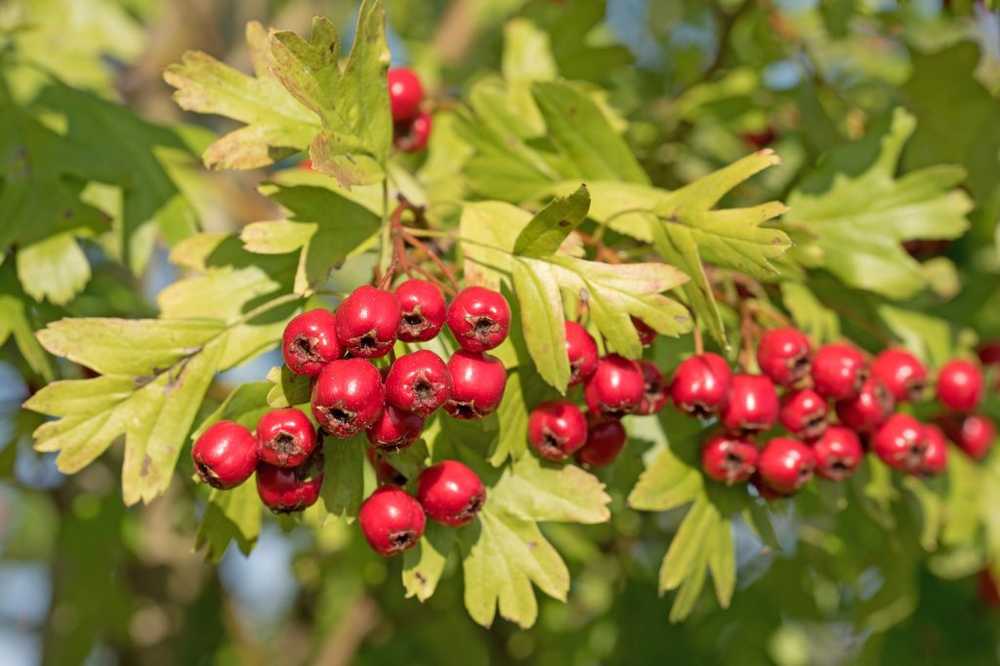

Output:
xmin=311 ymin=358 xmax=385 ymax=438
xmin=812 ymin=426 xmax=863 ymax=481
xmin=387 ymin=67 xmax=424 ymax=122
xmin=979 ymin=570 xmax=1000 ymax=608
xmin=632 ymin=317 xmax=656 ymax=347
xmin=395 ymin=279 xmax=447 ymax=342
xmin=394 ymin=112 xmax=432 ymax=152
xmin=919 ymin=425 xmax=950 ymax=476
xmin=446 ymin=286 xmax=511 ymax=352
xmin=282 ymin=309 xmax=340 ymax=376
xmin=384 ymin=349 xmax=452 ymax=417
xmin=528 ymin=400 xmax=588 ymax=461
xmin=637 ymin=361 xmax=669 ymax=415
xmin=758 ymin=437 xmax=816 ymax=495
xmin=366 ymin=405 xmax=424 ymax=451
xmin=584 ymin=354 xmax=645 ymax=417
xmin=835 ymin=377 xmax=894 ymax=433
xmin=575 ymin=414 xmax=627 ymax=468
xmin=942 ymin=413 xmax=996 ymax=460
xmin=256 ymin=449 xmax=324 ymax=513
xmin=416 ymin=460 xmax=486 ymax=527
xmin=757 ymin=327 xmax=812 ymax=387
xmin=751 ymin=473 xmax=789 ymax=501
xmin=872 ymin=413 xmax=927 ymax=472
xmin=811 ymin=343 xmax=868 ymax=400
xmin=779 ymin=389 xmax=828 ymax=440
xmin=978 ymin=342 xmax=1000 ymax=367
xmin=721 ymin=374 xmax=779 ymax=433
xmin=936 ymin=359 xmax=984 ymax=412
xmin=358 ymin=486 xmax=426 ymax=556
xmin=444 ymin=350 xmax=507 ymax=419
xmin=670 ymin=353 xmax=731 ymax=417
xmin=256 ymin=408 xmax=318 ymax=468
xmin=335 ymin=285 xmax=401 ymax=358
xmin=701 ymin=433 xmax=758 ymax=485
xmin=192 ymin=420 xmax=258 ymax=489
xmin=366 ymin=448 xmax=407 ymax=486
xmin=565 ymin=321 xmax=599 ymax=386
xmin=871 ymin=348 xmax=927 ymax=403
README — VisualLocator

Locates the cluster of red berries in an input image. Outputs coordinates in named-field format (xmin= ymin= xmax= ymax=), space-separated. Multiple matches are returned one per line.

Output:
xmin=388 ymin=67 xmax=431 ymax=153
xmin=192 ymin=279 xmax=511 ymax=556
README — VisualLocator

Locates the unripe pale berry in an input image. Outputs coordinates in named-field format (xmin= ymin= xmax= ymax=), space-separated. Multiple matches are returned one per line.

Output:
xmin=835 ymin=377 xmax=894 ymax=433
xmin=637 ymin=361 xmax=668 ymax=415
xmin=942 ymin=413 xmax=996 ymax=460
xmin=416 ymin=460 xmax=486 ymax=527
xmin=670 ymin=353 xmax=731 ymax=417
xmin=384 ymin=349 xmax=452 ymax=417
xmin=256 ymin=408 xmax=318 ymax=468
xmin=387 ymin=67 xmax=424 ymax=122
xmin=192 ymin=420 xmax=258 ymax=489
xmin=871 ymin=348 xmax=927 ymax=403
xmin=394 ymin=112 xmax=433 ymax=153
xmin=366 ymin=405 xmax=424 ymax=451
xmin=758 ymin=437 xmax=816 ymax=495
xmin=575 ymin=415 xmax=627 ymax=468
xmin=395 ymin=279 xmax=447 ymax=342
xmin=812 ymin=426 xmax=863 ymax=481
xmin=444 ymin=350 xmax=507 ymax=419
xmin=311 ymin=358 xmax=385 ymax=438
xmin=565 ymin=321 xmax=599 ymax=386
xmin=584 ymin=354 xmax=645 ymax=417
xmin=779 ymin=389 xmax=828 ymax=440
xmin=811 ymin=343 xmax=867 ymax=401
xmin=872 ymin=413 xmax=927 ymax=473
xmin=446 ymin=286 xmax=511 ymax=352
xmin=701 ymin=433 xmax=758 ymax=485
xmin=335 ymin=285 xmax=401 ymax=358
xmin=358 ymin=486 xmax=426 ymax=556
xmin=256 ymin=448 xmax=324 ymax=513
xmin=757 ymin=327 xmax=811 ymax=387
xmin=936 ymin=359 xmax=984 ymax=412
xmin=282 ymin=309 xmax=340 ymax=376
xmin=528 ymin=400 xmax=588 ymax=461
xmin=721 ymin=374 xmax=779 ymax=433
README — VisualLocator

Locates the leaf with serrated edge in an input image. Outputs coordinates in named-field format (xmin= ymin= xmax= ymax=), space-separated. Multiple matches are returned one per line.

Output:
xmin=628 ymin=445 xmax=704 ymax=511
xmin=403 ymin=522 xmax=457 ymax=602
xmin=16 ymin=233 xmax=91 ymax=305
xmin=460 ymin=201 xmax=531 ymax=289
xmin=318 ymin=436 xmax=371 ymax=522
xmin=196 ymin=482 xmax=262 ymax=561
xmin=490 ymin=455 xmax=610 ymax=524
xmin=265 ymin=365 xmax=312 ymax=408
xmin=781 ymin=281 xmax=841 ymax=343
xmin=241 ymin=220 xmax=317 ymax=255
xmin=512 ymin=259 xmax=570 ymax=392
xmin=513 ymin=184 xmax=590 ymax=257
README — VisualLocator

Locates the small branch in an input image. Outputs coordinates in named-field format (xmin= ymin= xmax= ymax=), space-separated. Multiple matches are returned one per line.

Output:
xmin=400 ymin=229 xmax=460 ymax=291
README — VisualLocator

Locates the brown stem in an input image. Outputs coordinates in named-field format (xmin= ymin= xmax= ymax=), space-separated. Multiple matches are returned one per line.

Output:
xmin=692 ymin=313 xmax=704 ymax=356
xmin=738 ymin=301 xmax=759 ymax=372
xmin=400 ymin=229 xmax=460 ymax=290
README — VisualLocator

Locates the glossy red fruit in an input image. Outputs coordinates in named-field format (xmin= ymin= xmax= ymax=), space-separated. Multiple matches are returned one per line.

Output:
xmin=779 ymin=389 xmax=828 ymax=440
xmin=192 ymin=420 xmax=258 ymax=489
xmin=812 ymin=426 xmax=863 ymax=481
xmin=872 ymin=413 xmax=927 ymax=472
xmin=565 ymin=321 xmax=599 ymax=386
xmin=366 ymin=406 xmax=424 ymax=451
xmin=835 ymin=377 xmax=894 ymax=433
xmin=632 ymin=317 xmax=656 ymax=347
xmin=758 ymin=438 xmax=816 ymax=495
xmin=311 ymin=359 xmax=384 ymax=438
xmin=395 ymin=279 xmax=447 ymax=342
xmin=446 ymin=286 xmax=511 ymax=352
xmin=416 ymin=461 xmax=486 ymax=527
xmin=575 ymin=415 xmax=627 ymax=468
xmin=670 ymin=353 xmax=731 ymax=417
xmin=637 ymin=361 xmax=668 ymax=415
xmin=394 ymin=112 xmax=432 ymax=152
xmin=444 ymin=351 xmax=507 ymax=419
xmin=366 ymin=448 xmax=407 ymax=486
xmin=335 ymin=285 xmax=401 ymax=358
xmin=942 ymin=413 xmax=996 ymax=460
xmin=358 ymin=486 xmax=426 ymax=557
xmin=282 ymin=309 xmax=341 ymax=376
xmin=936 ymin=359 xmax=984 ymax=412
xmin=721 ymin=374 xmax=779 ymax=433
xmin=387 ymin=67 xmax=424 ymax=122
xmin=384 ymin=349 xmax=452 ymax=417
xmin=811 ymin=343 xmax=868 ymax=400
xmin=256 ymin=408 xmax=318 ymax=468
xmin=918 ymin=425 xmax=950 ymax=476
xmin=256 ymin=449 xmax=324 ymax=513
xmin=584 ymin=354 xmax=645 ymax=417
xmin=528 ymin=400 xmax=588 ymax=461
xmin=978 ymin=342 xmax=1000 ymax=367
xmin=701 ymin=433 xmax=758 ymax=485
xmin=757 ymin=327 xmax=811 ymax=387
xmin=871 ymin=348 xmax=927 ymax=402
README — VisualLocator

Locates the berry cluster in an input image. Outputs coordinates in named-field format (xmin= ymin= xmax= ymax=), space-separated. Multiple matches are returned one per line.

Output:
xmin=388 ymin=67 xmax=431 ymax=153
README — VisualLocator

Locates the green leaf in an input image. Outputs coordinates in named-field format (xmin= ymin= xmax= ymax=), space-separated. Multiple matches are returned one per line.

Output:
xmin=628 ymin=444 xmax=704 ymax=512
xmin=513 ymin=184 xmax=590 ymax=257
xmin=877 ymin=305 xmax=953 ymax=368
xmin=502 ymin=18 xmax=558 ymax=83
xmin=490 ymin=455 xmax=610 ymax=524
xmin=487 ymin=368 xmax=549 ymax=466
xmin=459 ymin=201 xmax=531 ymax=289
xmin=317 ymin=436 xmax=371 ymax=522
xmin=0 ymin=265 xmax=53 ymax=380
xmin=403 ymin=522 xmax=457 ymax=602
xmin=902 ymin=476 xmax=943 ymax=552
xmin=240 ymin=220 xmax=316 ymax=255
xmin=781 ymin=281 xmax=841 ymax=344
xmin=265 ymin=365 xmax=312 ymax=409
xmin=196 ymin=482 xmax=262 ymax=561
xmin=15 ymin=233 xmax=91 ymax=305
xmin=511 ymin=259 xmax=570 ymax=392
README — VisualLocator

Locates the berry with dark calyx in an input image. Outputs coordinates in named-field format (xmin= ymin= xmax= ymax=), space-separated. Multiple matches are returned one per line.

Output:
xmin=835 ymin=377 xmax=894 ymax=433
xmin=701 ymin=433 xmax=758 ymax=485
xmin=757 ymin=327 xmax=812 ymax=387
xmin=584 ymin=354 xmax=645 ymax=417
xmin=256 ymin=408 xmax=318 ymax=468
xmin=758 ymin=437 xmax=816 ymax=495
xmin=565 ymin=321 xmax=599 ymax=386
xmin=632 ymin=317 xmax=656 ymax=347
xmin=395 ymin=279 xmax=447 ymax=342
xmin=779 ymin=389 xmax=828 ymax=440
xmin=978 ymin=342 xmax=1000 ymax=368
xmin=811 ymin=343 xmax=868 ymax=400
xmin=358 ymin=486 xmax=426 ymax=556
xmin=872 ymin=413 xmax=928 ymax=473
xmin=282 ymin=309 xmax=340 ymax=377
xmin=812 ymin=426 xmax=863 ymax=481
xmin=384 ymin=349 xmax=452 ymax=417
xmin=670 ymin=353 xmax=731 ymax=417
xmin=918 ymin=424 xmax=950 ymax=476
xmin=256 ymin=448 xmax=324 ymax=513
xmin=387 ymin=67 xmax=424 ymax=122
xmin=335 ymin=285 xmax=401 ymax=358
xmin=936 ymin=359 xmax=984 ymax=412
xmin=366 ymin=448 xmax=407 ymax=486
xmin=721 ymin=374 xmax=779 ymax=434
xmin=528 ymin=400 xmax=588 ymax=461
xmin=446 ymin=286 xmax=511 ymax=352
xmin=871 ymin=348 xmax=927 ymax=403
xmin=394 ymin=112 xmax=432 ymax=153
xmin=416 ymin=461 xmax=486 ymax=527
xmin=637 ymin=361 xmax=668 ymax=415
xmin=312 ymin=359 xmax=384 ymax=438
xmin=942 ymin=413 xmax=996 ymax=461
xmin=575 ymin=414 xmax=627 ymax=468
xmin=192 ymin=420 xmax=258 ymax=489
xmin=366 ymin=406 xmax=424 ymax=451
xmin=444 ymin=350 xmax=507 ymax=419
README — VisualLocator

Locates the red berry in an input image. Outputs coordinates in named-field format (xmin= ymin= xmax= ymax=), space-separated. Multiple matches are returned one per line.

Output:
xmin=565 ymin=321 xmax=599 ymax=386
xmin=192 ymin=420 xmax=258 ymax=489
xmin=387 ymin=67 xmax=424 ymax=122
xmin=751 ymin=474 xmax=789 ymax=501
xmin=871 ymin=348 xmax=927 ymax=403
xmin=758 ymin=437 xmax=816 ymax=495
xmin=757 ymin=327 xmax=811 ymax=387
xmin=446 ymin=286 xmax=511 ymax=352
xmin=358 ymin=486 xmax=426 ymax=556
xmin=395 ymin=279 xmax=446 ymax=342
xmin=835 ymin=377 xmax=894 ymax=433
xmin=721 ymin=374 xmax=779 ymax=433
xmin=872 ymin=413 xmax=927 ymax=472
xmin=256 ymin=449 xmax=324 ymax=513
xmin=936 ymin=359 xmax=983 ymax=412
xmin=779 ymin=389 xmax=828 ymax=440
xmin=416 ymin=460 xmax=486 ymax=527
xmin=637 ymin=361 xmax=668 ymax=415
xmin=942 ymin=413 xmax=996 ymax=460
xmin=670 ymin=353 xmax=731 ymax=417
xmin=812 ymin=426 xmax=863 ymax=481
xmin=366 ymin=448 xmax=407 ymax=486
xmin=811 ymin=343 xmax=868 ymax=400
xmin=918 ymin=424 xmax=950 ymax=476
xmin=632 ymin=317 xmax=656 ymax=347
xmin=311 ymin=358 xmax=384 ymax=438
xmin=335 ymin=285 xmax=401 ymax=358
xmin=444 ymin=350 xmax=507 ymax=419
xmin=282 ymin=309 xmax=340 ymax=376
xmin=256 ymin=408 xmax=318 ymax=468
xmin=366 ymin=405 xmax=424 ymax=451
xmin=584 ymin=354 xmax=645 ymax=417
xmin=575 ymin=415 xmax=627 ymax=468
xmin=394 ymin=112 xmax=432 ymax=152
xmin=701 ymin=433 xmax=758 ymax=485
xmin=527 ymin=400 xmax=588 ymax=461
xmin=979 ymin=570 xmax=1000 ymax=608
xmin=384 ymin=349 xmax=452 ymax=417
xmin=978 ymin=342 xmax=1000 ymax=367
